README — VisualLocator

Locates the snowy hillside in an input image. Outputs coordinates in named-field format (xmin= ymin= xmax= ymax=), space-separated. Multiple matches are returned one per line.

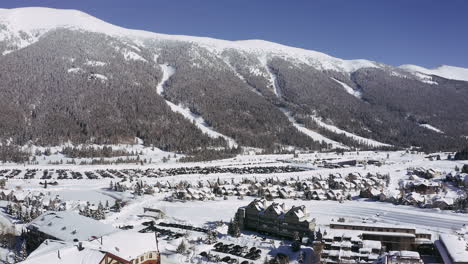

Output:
xmin=0 ymin=7 xmax=467 ymax=153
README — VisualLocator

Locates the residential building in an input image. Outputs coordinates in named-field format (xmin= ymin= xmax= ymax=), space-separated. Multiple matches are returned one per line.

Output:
xmin=236 ymin=199 xmax=315 ymax=239
xmin=329 ymin=221 xmax=432 ymax=251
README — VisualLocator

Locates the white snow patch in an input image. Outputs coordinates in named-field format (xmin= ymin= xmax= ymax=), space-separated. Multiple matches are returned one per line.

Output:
xmin=267 ymin=66 xmax=281 ymax=97
xmin=281 ymin=109 xmax=348 ymax=149
xmin=419 ymin=123 xmax=444 ymax=134
xmin=156 ymin=64 xmax=175 ymax=95
xmin=311 ymin=116 xmax=391 ymax=147
xmin=400 ymin=64 xmax=468 ymax=82
xmin=88 ymin=73 xmax=108 ymax=82
xmin=84 ymin=60 xmax=106 ymax=67
xmin=390 ymin=69 xmax=437 ymax=85
xmin=67 ymin=67 xmax=82 ymax=73
xmin=248 ymin=66 xmax=265 ymax=77
xmin=258 ymin=55 xmax=281 ymax=97
xmin=409 ymin=71 xmax=438 ymax=85
xmin=331 ymin=78 xmax=362 ymax=99
xmin=123 ymin=49 xmax=147 ymax=62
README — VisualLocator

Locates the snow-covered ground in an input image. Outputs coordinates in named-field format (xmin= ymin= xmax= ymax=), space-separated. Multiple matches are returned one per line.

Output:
xmin=1 ymin=150 xmax=467 ymax=263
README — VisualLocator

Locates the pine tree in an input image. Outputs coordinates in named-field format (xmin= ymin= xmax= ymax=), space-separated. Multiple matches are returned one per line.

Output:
xmin=228 ymin=219 xmax=241 ymax=237
xmin=176 ymin=240 xmax=187 ymax=254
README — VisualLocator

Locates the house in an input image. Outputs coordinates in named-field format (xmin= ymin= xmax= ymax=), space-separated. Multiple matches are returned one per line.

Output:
xmin=401 ymin=179 xmax=441 ymax=194
xmin=360 ymin=188 xmax=381 ymax=199
xmin=19 ymin=240 xmax=107 ymax=264
xmin=305 ymin=190 xmax=327 ymax=200
xmin=20 ymin=238 xmax=161 ymax=264
xmin=320 ymin=230 xmax=381 ymax=264
xmin=379 ymin=189 xmax=401 ymax=204
xmin=329 ymin=221 xmax=432 ymax=251
xmin=402 ymin=192 xmax=425 ymax=207
xmin=431 ymin=196 xmax=454 ymax=210
xmin=326 ymin=190 xmax=344 ymax=201
xmin=236 ymin=199 xmax=315 ymax=239
xmin=24 ymin=211 xmax=116 ymax=252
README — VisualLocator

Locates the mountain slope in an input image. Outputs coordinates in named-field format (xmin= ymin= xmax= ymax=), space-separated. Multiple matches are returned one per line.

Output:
xmin=0 ymin=7 xmax=467 ymax=153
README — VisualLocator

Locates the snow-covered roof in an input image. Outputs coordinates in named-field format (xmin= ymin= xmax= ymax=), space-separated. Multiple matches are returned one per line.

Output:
xmin=19 ymin=240 xmax=105 ymax=264
xmin=388 ymin=250 xmax=421 ymax=259
xmin=439 ymin=234 xmax=468 ymax=263
xmin=86 ymin=229 xmax=159 ymax=260
xmin=27 ymin=211 xmax=116 ymax=241
xmin=330 ymin=220 xmax=416 ymax=231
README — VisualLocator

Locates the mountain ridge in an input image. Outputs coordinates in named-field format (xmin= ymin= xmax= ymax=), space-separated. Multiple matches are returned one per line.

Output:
xmin=1 ymin=7 xmax=466 ymax=80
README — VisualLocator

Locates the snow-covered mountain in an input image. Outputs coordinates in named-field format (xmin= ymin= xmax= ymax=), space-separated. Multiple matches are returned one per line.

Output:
xmin=3 ymin=7 xmax=463 ymax=78
xmin=0 ymin=7 xmax=467 ymax=153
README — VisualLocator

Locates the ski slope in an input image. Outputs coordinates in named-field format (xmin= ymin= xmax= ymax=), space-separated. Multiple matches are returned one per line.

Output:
xmin=280 ymin=109 xmax=348 ymax=149
xmin=156 ymin=64 xmax=238 ymax=148
xmin=310 ymin=116 xmax=391 ymax=147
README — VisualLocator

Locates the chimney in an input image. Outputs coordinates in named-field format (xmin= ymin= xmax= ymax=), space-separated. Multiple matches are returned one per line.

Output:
xmin=78 ymin=242 xmax=84 ymax=251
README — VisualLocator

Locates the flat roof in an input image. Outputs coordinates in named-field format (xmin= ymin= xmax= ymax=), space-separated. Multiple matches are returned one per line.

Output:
xmin=27 ymin=211 xmax=116 ymax=242
xmin=330 ymin=221 xmax=416 ymax=231
xmin=439 ymin=234 xmax=468 ymax=263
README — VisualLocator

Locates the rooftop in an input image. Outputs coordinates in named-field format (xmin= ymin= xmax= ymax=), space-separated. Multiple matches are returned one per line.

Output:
xmin=27 ymin=211 xmax=116 ymax=241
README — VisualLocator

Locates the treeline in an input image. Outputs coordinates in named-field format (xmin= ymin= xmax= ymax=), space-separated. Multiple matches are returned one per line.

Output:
xmin=0 ymin=143 xmax=29 ymax=163
xmin=454 ymin=148 xmax=468 ymax=160
xmin=179 ymin=147 xmax=242 ymax=163
xmin=61 ymin=146 xmax=133 ymax=158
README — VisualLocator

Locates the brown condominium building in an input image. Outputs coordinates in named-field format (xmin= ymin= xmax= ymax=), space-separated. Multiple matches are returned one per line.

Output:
xmin=235 ymin=199 xmax=316 ymax=240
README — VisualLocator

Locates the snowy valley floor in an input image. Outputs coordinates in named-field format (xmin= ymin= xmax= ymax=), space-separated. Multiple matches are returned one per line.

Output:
xmin=0 ymin=150 xmax=467 ymax=263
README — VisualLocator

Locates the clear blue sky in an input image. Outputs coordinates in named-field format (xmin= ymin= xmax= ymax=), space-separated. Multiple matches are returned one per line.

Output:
xmin=2 ymin=0 xmax=467 ymax=68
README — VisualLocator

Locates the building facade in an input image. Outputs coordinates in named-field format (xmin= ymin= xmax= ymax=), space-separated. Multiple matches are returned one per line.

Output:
xmin=236 ymin=199 xmax=315 ymax=239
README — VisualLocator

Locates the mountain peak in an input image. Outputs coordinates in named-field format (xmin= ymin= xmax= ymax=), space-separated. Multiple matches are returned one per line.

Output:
xmin=0 ymin=7 xmax=465 ymax=80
